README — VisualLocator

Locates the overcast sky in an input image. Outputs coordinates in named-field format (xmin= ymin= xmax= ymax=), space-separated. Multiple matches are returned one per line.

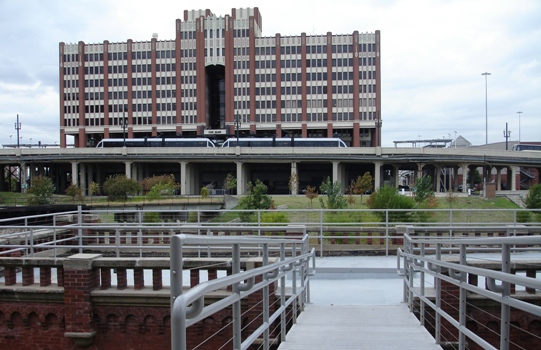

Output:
xmin=0 ymin=0 xmax=539 ymax=147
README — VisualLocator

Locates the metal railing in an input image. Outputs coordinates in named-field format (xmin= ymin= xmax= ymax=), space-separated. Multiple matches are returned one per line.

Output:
xmin=1 ymin=207 xmax=540 ymax=257
xmin=170 ymin=233 xmax=314 ymax=350
xmin=398 ymin=226 xmax=541 ymax=350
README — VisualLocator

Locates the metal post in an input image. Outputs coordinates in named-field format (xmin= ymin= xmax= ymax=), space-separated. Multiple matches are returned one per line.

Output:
xmin=232 ymin=243 xmax=242 ymax=350
xmin=517 ymin=111 xmax=522 ymax=143
xmin=481 ymin=72 xmax=491 ymax=144
xmin=14 ymin=114 xmax=21 ymax=148
xmin=500 ymin=243 xmax=511 ymax=350
xmin=122 ymin=109 xmax=127 ymax=147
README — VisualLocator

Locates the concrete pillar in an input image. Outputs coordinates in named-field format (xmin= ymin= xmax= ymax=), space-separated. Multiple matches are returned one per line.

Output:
xmin=290 ymin=162 xmax=298 ymax=194
xmin=71 ymin=161 xmax=78 ymax=186
xmin=180 ymin=161 xmax=188 ymax=195
xmin=124 ymin=161 xmax=132 ymax=179
xmin=511 ymin=166 xmax=519 ymax=191
xmin=393 ymin=165 xmax=400 ymax=188
xmin=332 ymin=161 xmax=345 ymax=192
xmin=80 ymin=163 xmax=87 ymax=195
xmin=373 ymin=161 xmax=382 ymax=190
xmin=496 ymin=167 xmax=502 ymax=191
xmin=461 ymin=163 xmax=469 ymax=192
xmin=434 ymin=165 xmax=441 ymax=192
xmin=236 ymin=162 xmax=246 ymax=195
xmin=20 ymin=162 xmax=28 ymax=193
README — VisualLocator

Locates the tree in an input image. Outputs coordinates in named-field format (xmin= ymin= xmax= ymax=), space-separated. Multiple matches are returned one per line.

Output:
xmin=65 ymin=184 xmax=83 ymax=202
xmin=467 ymin=169 xmax=482 ymax=187
xmin=288 ymin=173 xmax=299 ymax=195
xmin=201 ymin=186 xmax=209 ymax=199
xmin=525 ymin=184 xmax=541 ymax=209
xmin=318 ymin=177 xmax=347 ymax=209
xmin=103 ymin=174 xmax=141 ymax=202
xmin=413 ymin=175 xmax=434 ymax=203
xmin=304 ymin=185 xmax=319 ymax=208
xmin=224 ymin=173 xmax=237 ymax=195
xmin=238 ymin=179 xmax=272 ymax=210
xmin=27 ymin=175 xmax=55 ymax=205
xmin=352 ymin=172 xmax=373 ymax=203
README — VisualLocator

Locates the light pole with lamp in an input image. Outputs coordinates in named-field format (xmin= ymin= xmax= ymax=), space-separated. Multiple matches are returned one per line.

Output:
xmin=235 ymin=114 xmax=241 ymax=144
xmin=481 ymin=72 xmax=491 ymax=144
xmin=503 ymin=123 xmax=511 ymax=150
xmin=517 ymin=111 xmax=522 ymax=143
xmin=14 ymin=114 xmax=21 ymax=148
xmin=120 ymin=107 xmax=127 ymax=147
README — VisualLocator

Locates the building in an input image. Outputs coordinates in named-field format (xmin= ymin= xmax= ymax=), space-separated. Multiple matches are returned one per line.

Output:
xmin=59 ymin=7 xmax=381 ymax=148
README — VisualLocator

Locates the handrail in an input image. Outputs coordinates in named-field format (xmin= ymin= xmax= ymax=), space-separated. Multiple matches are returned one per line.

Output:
xmin=170 ymin=233 xmax=314 ymax=350
xmin=400 ymin=228 xmax=541 ymax=350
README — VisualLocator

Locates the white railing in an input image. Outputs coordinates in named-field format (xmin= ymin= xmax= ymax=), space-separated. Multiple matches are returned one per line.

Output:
xmin=398 ymin=227 xmax=541 ymax=350
xmin=170 ymin=233 xmax=314 ymax=350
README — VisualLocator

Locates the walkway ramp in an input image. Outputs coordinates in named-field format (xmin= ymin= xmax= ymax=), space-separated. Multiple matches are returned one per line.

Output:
xmin=277 ymin=304 xmax=442 ymax=350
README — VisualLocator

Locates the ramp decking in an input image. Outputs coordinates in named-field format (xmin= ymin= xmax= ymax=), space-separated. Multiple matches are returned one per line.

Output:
xmin=277 ymin=304 xmax=443 ymax=350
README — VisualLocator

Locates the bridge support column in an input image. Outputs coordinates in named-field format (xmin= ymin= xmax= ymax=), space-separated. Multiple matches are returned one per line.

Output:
xmin=511 ymin=166 xmax=520 ymax=191
xmin=434 ymin=165 xmax=441 ymax=192
xmin=80 ymin=163 xmax=87 ymax=195
xmin=236 ymin=162 xmax=247 ymax=195
xmin=373 ymin=161 xmax=382 ymax=190
xmin=20 ymin=162 xmax=28 ymax=193
xmin=496 ymin=167 xmax=502 ymax=191
xmin=291 ymin=162 xmax=298 ymax=195
xmin=461 ymin=163 xmax=469 ymax=193
xmin=71 ymin=161 xmax=78 ymax=186
xmin=393 ymin=165 xmax=400 ymax=188
xmin=180 ymin=162 xmax=189 ymax=196
xmin=124 ymin=161 xmax=132 ymax=179
xmin=332 ymin=161 xmax=345 ymax=192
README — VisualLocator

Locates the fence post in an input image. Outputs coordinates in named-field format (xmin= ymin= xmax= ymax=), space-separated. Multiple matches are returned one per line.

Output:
xmin=78 ymin=205 xmax=83 ymax=253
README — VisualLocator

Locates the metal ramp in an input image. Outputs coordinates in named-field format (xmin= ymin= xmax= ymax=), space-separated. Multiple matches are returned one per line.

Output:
xmin=277 ymin=304 xmax=442 ymax=350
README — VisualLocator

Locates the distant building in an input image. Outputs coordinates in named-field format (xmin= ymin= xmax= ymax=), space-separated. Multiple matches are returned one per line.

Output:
xmin=59 ymin=7 xmax=381 ymax=148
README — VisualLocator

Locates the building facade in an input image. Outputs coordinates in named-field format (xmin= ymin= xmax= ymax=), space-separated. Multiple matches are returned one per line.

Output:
xmin=59 ymin=7 xmax=381 ymax=148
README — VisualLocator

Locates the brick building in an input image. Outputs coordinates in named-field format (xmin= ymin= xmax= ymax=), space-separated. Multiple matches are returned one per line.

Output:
xmin=59 ymin=7 xmax=381 ymax=148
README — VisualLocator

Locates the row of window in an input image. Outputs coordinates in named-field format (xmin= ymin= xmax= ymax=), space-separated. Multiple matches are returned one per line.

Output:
xmin=254 ymin=43 xmax=376 ymax=56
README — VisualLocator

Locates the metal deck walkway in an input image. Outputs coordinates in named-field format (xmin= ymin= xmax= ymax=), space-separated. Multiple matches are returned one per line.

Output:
xmin=277 ymin=304 xmax=443 ymax=350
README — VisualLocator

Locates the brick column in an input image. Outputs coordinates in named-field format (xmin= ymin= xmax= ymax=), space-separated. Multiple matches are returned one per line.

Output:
xmin=63 ymin=253 xmax=101 ymax=348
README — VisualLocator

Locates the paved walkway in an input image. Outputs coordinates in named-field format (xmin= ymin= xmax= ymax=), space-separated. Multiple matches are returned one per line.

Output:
xmin=277 ymin=256 xmax=442 ymax=349
xmin=277 ymin=304 xmax=442 ymax=350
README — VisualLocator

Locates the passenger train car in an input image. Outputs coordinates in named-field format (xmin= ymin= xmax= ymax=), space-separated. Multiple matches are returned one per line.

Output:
xmin=511 ymin=144 xmax=541 ymax=151
xmin=96 ymin=138 xmax=216 ymax=148
xmin=221 ymin=137 xmax=347 ymax=148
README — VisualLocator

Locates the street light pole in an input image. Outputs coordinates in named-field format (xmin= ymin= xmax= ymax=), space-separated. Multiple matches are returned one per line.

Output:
xmin=235 ymin=114 xmax=241 ymax=144
xmin=517 ymin=111 xmax=522 ymax=143
xmin=481 ymin=72 xmax=491 ymax=144
xmin=503 ymin=122 xmax=511 ymax=150
xmin=14 ymin=114 xmax=21 ymax=148
xmin=121 ymin=109 xmax=127 ymax=147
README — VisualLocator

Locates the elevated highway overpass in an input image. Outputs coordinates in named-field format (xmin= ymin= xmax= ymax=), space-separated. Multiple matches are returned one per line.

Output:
xmin=1 ymin=146 xmax=539 ymax=195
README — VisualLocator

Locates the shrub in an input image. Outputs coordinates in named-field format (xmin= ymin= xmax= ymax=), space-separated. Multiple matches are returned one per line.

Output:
xmin=261 ymin=212 xmax=289 ymax=224
xmin=201 ymin=187 xmax=209 ymax=199
xmin=319 ymin=177 xmax=347 ymax=209
xmin=367 ymin=186 xmax=415 ymax=222
xmin=525 ymin=184 xmax=541 ymax=210
xmin=413 ymin=175 xmax=434 ymax=203
xmin=65 ymin=184 xmax=83 ymax=201
xmin=27 ymin=176 xmax=55 ymax=205
xmin=144 ymin=212 xmax=161 ymax=223
xmin=103 ymin=174 xmax=142 ymax=202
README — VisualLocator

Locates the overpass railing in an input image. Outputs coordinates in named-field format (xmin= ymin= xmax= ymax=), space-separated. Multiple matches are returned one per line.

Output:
xmin=398 ymin=226 xmax=541 ymax=350
xmin=170 ymin=233 xmax=314 ymax=350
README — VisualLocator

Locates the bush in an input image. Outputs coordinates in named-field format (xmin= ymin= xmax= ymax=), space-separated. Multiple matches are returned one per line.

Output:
xmin=144 ymin=212 xmax=161 ymax=223
xmin=103 ymin=174 xmax=142 ymax=202
xmin=413 ymin=175 xmax=434 ymax=203
xmin=65 ymin=184 xmax=82 ymax=201
xmin=27 ymin=176 xmax=55 ymax=205
xmin=525 ymin=184 xmax=541 ymax=210
xmin=201 ymin=187 xmax=209 ymax=199
xmin=238 ymin=180 xmax=272 ymax=210
xmin=367 ymin=186 xmax=415 ymax=222
xmin=261 ymin=212 xmax=289 ymax=224
xmin=319 ymin=177 xmax=347 ymax=209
